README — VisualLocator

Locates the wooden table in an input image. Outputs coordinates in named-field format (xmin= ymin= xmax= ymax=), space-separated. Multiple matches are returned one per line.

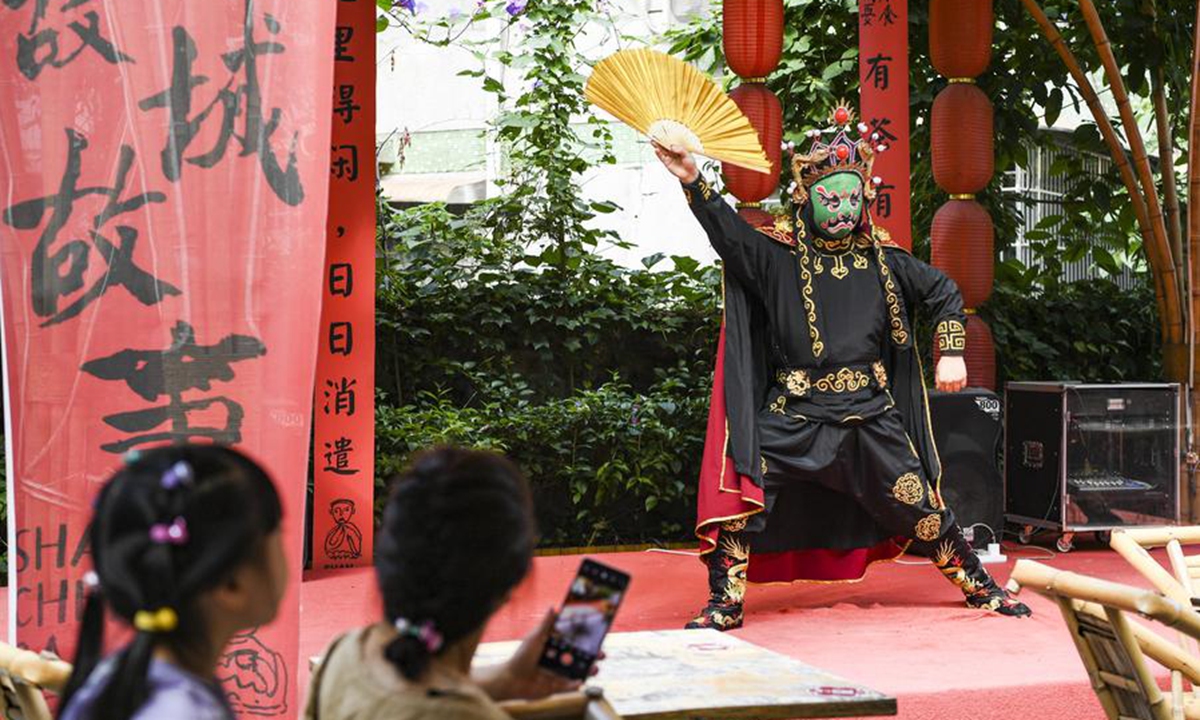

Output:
xmin=476 ymin=629 xmax=896 ymax=720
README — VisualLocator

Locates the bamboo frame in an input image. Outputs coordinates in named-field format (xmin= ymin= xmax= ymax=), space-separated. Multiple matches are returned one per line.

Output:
xmin=1115 ymin=527 xmax=1200 ymax=548
xmin=1111 ymin=531 xmax=1194 ymax=606
xmin=1019 ymin=0 xmax=1172 ymax=339
xmin=1011 ymin=560 xmax=1200 ymax=637
xmin=1012 ymin=559 xmax=1200 ymax=720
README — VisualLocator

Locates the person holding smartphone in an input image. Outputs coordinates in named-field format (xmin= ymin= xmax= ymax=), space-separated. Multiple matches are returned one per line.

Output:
xmin=654 ymin=103 xmax=1030 ymax=631
xmin=305 ymin=448 xmax=596 ymax=720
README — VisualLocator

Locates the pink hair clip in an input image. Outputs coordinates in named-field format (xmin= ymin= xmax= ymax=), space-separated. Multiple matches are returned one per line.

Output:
xmin=394 ymin=617 xmax=444 ymax=653
xmin=150 ymin=517 xmax=189 ymax=545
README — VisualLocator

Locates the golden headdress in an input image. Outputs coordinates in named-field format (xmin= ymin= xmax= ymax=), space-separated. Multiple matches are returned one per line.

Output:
xmin=787 ymin=101 xmax=890 ymax=206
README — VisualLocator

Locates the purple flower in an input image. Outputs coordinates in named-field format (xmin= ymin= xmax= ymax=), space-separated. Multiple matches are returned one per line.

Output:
xmin=506 ymin=0 xmax=528 ymax=16
xmin=398 ymin=0 xmax=416 ymax=12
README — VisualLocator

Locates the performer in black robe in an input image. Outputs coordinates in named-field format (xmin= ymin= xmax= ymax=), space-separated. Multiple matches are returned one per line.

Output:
xmin=655 ymin=104 xmax=1030 ymax=631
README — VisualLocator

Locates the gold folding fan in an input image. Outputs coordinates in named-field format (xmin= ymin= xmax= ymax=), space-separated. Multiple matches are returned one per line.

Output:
xmin=585 ymin=48 xmax=772 ymax=174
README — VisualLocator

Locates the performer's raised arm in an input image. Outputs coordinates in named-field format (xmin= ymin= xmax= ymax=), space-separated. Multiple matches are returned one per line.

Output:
xmin=887 ymin=250 xmax=969 ymax=392
xmin=654 ymin=143 xmax=768 ymax=288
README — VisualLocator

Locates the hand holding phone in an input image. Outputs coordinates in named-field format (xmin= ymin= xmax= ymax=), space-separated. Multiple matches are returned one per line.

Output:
xmin=538 ymin=558 xmax=630 ymax=680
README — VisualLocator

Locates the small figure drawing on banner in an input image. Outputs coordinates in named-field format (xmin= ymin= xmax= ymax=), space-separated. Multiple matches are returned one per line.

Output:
xmin=218 ymin=627 xmax=289 ymax=717
xmin=80 ymin=321 xmax=267 ymax=453
xmin=5 ymin=0 xmax=133 ymax=80
xmin=137 ymin=0 xmax=304 ymax=205
xmin=2 ymin=128 xmax=179 ymax=328
xmin=324 ymin=499 xmax=363 ymax=561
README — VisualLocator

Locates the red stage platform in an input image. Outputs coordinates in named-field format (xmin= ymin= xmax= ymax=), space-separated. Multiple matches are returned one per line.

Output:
xmin=0 ymin=544 xmax=1168 ymax=718
xmin=294 ymin=543 xmax=1179 ymax=720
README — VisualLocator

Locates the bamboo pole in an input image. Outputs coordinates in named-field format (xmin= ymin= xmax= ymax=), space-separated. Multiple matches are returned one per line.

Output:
xmin=1154 ymin=68 xmax=1187 ymax=308
xmin=1186 ymin=0 xmax=1200 ymax=523
xmin=1079 ymin=0 xmax=1183 ymax=347
xmin=1019 ymin=0 xmax=1169 ymax=337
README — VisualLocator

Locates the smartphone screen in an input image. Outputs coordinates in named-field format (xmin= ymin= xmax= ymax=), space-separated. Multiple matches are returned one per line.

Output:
xmin=538 ymin=558 xmax=630 ymax=680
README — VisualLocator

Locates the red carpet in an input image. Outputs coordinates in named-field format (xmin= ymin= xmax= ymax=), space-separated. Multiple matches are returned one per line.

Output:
xmin=0 ymin=544 xmax=1166 ymax=718
xmin=298 ymin=543 xmax=1170 ymax=719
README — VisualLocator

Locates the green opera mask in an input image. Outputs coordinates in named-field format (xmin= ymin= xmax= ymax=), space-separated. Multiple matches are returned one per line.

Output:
xmin=810 ymin=171 xmax=864 ymax=240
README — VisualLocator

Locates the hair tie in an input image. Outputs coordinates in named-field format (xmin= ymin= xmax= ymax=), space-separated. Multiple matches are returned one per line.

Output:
xmin=133 ymin=607 xmax=178 ymax=633
xmin=394 ymin=617 xmax=444 ymax=653
xmin=149 ymin=517 xmax=189 ymax=545
xmin=161 ymin=461 xmax=193 ymax=490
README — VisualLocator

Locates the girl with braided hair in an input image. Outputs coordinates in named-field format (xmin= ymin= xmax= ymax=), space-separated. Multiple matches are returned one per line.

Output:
xmin=307 ymin=447 xmax=595 ymax=720
xmin=58 ymin=444 xmax=288 ymax=720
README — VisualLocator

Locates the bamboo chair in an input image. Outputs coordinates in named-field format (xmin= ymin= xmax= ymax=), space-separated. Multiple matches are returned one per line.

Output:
xmin=1111 ymin=527 xmax=1200 ymax=702
xmin=1010 ymin=559 xmax=1200 ymax=720
xmin=0 ymin=642 xmax=72 ymax=720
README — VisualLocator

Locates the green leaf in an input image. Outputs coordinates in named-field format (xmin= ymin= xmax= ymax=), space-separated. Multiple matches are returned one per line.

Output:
xmin=1044 ymin=88 xmax=1063 ymax=128
xmin=641 ymin=252 xmax=666 ymax=269
xmin=376 ymin=15 xmax=390 ymax=32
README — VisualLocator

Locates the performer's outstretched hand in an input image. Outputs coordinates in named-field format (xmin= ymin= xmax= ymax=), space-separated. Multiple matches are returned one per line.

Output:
xmin=653 ymin=141 xmax=700 ymax=184
xmin=935 ymin=355 xmax=968 ymax=393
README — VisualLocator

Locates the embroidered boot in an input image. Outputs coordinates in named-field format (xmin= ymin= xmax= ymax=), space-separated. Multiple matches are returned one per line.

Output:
xmin=685 ymin=527 xmax=750 ymax=631
xmin=931 ymin=525 xmax=1031 ymax=618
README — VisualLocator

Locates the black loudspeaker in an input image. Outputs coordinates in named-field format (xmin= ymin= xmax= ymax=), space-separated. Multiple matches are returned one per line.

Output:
xmin=928 ymin=389 xmax=1004 ymax=549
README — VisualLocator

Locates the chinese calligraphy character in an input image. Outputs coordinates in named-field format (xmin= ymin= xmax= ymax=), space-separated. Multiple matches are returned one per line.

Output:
xmin=865 ymin=53 xmax=892 ymax=91
xmin=334 ymin=26 xmax=354 ymax=62
xmin=331 ymin=145 xmax=359 ymax=181
xmin=7 ymin=0 xmax=133 ymax=81
xmin=2 ymin=129 xmax=179 ymax=328
xmin=872 ymin=181 xmax=895 ymax=219
xmin=860 ymin=0 xmax=876 ymax=26
xmin=322 ymin=438 xmax=359 ymax=476
xmin=867 ymin=117 xmax=898 ymax=144
xmin=880 ymin=1 xmax=897 ymax=26
xmin=333 ymin=84 xmax=361 ymax=124
xmin=80 ymin=321 xmax=267 ymax=453
xmin=329 ymin=322 xmax=353 ymax=356
xmin=323 ymin=378 xmax=356 ymax=416
xmin=138 ymin=0 xmax=304 ymax=206
xmin=329 ymin=263 xmax=353 ymax=297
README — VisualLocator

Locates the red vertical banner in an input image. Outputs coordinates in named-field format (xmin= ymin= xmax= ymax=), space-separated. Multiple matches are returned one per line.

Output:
xmin=312 ymin=0 xmax=376 ymax=571
xmin=0 ymin=1 xmax=335 ymax=717
xmin=859 ymin=0 xmax=912 ymax=250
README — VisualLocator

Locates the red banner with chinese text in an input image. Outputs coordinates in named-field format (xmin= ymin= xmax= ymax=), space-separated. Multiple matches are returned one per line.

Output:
xmin=312 ymin=0 xmax=376 ymax=572
xmin=859 ymin=0 xmax=912 ymax=250
xmin=0 ymin=2 xmax=335 ymax=718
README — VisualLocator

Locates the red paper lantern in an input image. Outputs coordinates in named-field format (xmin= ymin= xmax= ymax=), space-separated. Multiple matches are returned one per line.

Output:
xmin=724 ymin=83 xmax=782 ymax=203
xmin=929 ymin=0 xmax=993 ymax=79
xmin=723 ymin=0 xmax=784 ymax=79
xmin=934 ymin=315 xmax=996 ymax=391
xmin=931 ymin=84 xmax=994 ymax=194
xmin=931 ymin=199 xmax=994 ymax=308
xmin=964 ymin=316 xmax=996 ymax=391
